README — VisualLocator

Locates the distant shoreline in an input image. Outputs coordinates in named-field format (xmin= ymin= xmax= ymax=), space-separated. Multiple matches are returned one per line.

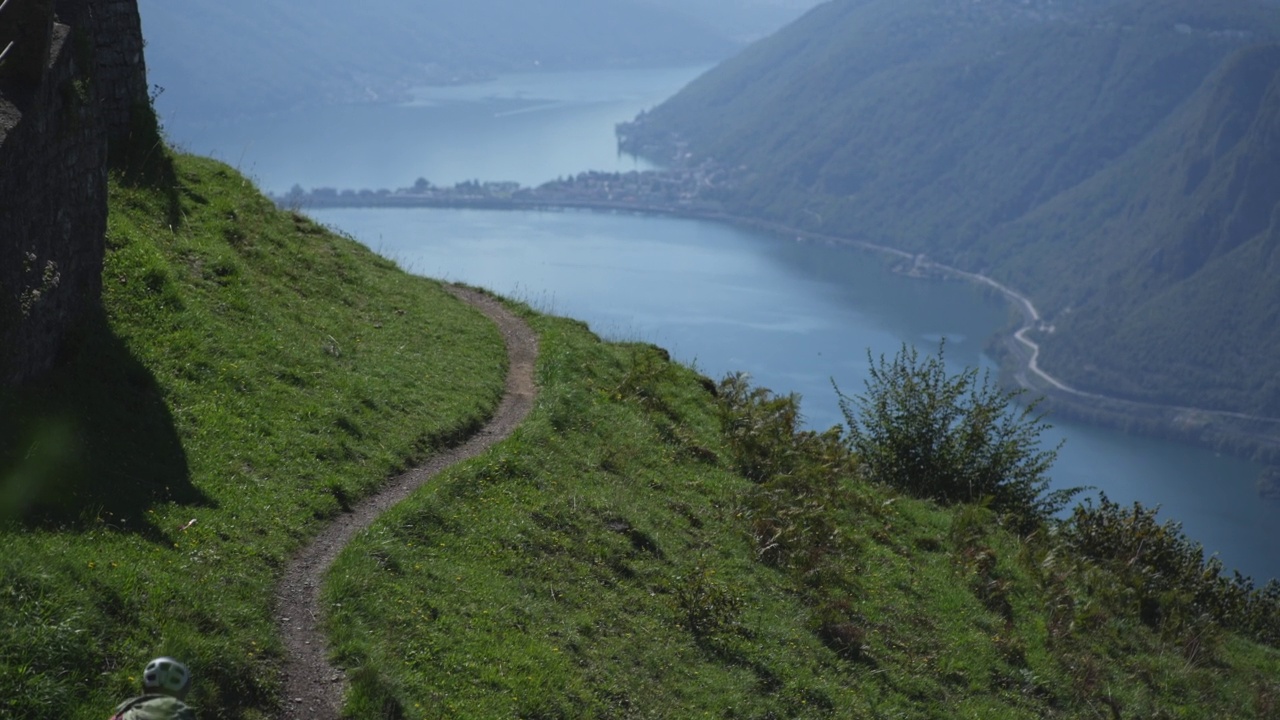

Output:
xmin=289 ymin=187 xmax=1280 ymax=469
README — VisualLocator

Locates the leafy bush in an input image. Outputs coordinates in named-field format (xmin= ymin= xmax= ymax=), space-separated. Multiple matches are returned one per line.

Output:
xmin=837 ymin=342 xmax=1075 ymax=531
xmin=1060 ymin=494 xmax=1280 ymax=648
xmin=717 ymin=372 xmax=815 ymax=483
xmin=717 ymin=373 xmax=858 ymax=572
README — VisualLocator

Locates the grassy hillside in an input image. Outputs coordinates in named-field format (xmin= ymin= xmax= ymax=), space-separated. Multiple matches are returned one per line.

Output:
xmin=3 ymin=150 xmax=1280 ymax=720
xmin=620 ymin=0 xmax=1280 ymax=417
xmin=326 ymin=319 xmax=1280 ymax=718
xmin=0 ymin=154 xmax=508 ymax=719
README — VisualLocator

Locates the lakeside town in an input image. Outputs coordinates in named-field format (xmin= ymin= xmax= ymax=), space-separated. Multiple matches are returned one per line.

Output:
xmin=270 ymin=163 xmax=734 ymax=215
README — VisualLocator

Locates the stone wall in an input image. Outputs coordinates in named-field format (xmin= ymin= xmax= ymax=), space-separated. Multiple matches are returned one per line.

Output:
xmin=62 ymin=0 xmax=149 ymax=143
xmin=0 ymin=0 xmax=147 ymax=386
xmin=0 ymin=12 xmax=108 ymax=385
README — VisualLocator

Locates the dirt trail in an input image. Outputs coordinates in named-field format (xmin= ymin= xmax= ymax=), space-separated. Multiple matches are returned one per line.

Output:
xmin=274 ymin=286 xmax=538 ymax=719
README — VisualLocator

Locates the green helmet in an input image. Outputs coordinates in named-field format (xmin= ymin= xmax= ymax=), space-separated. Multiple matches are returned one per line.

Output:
xmin=142 ymin=657 xmax=190 ymax=699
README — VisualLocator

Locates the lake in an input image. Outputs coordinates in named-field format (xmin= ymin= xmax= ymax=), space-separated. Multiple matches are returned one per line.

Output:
xmin=161 ymin=66 xmax=708 ymax=195
xmin=159 ymin=66 xmax=1278 ymax=583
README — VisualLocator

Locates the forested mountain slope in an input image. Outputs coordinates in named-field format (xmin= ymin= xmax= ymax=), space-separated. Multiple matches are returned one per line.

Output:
xmin=1006 ymin=44 xmax=1280 ymax=414
xmin=138 ymin=0 xmax=736 ymax=119
xmin=620 ymin=0 xmax=1280 ymax=416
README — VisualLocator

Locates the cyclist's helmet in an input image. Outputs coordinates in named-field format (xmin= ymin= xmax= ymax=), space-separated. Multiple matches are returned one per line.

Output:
xmin=142 ymin=657 xmax=191 ymax=699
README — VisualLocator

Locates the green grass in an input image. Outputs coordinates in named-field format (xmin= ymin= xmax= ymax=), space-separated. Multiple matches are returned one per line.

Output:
xmin=4 ymin=149 xmax=1280 ymax=719
xmin=325 ymin=319 xmax=1280 ymax=718
xmin=0 ymin=153 xmax=507 ymax=719
xmin=327 ymin=329 xmax=865 ymax=719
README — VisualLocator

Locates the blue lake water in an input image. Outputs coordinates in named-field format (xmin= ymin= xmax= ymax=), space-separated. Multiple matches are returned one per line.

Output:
xmin=160 ymin=65 xmax=1278 ymax=583
xmin=159 ymin=66 xmax=708 ymax=195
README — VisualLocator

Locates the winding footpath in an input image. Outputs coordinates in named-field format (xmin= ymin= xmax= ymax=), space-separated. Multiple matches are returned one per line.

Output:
xmin=275 ymin=286 xmax=538 ymax=720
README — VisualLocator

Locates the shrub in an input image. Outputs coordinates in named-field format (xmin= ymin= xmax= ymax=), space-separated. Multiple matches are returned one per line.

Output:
xmin=837 ymin=342 xmax=1074 ymax=531
xmin=717 ymin=373 xmax=858 ymax=572
xmin=1060 ymin=493 xmax=1280 ymax=648
xmin=717 ymin=372 xmax=812 ymax=483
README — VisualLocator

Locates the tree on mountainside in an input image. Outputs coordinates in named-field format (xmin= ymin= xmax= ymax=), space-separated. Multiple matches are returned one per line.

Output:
xmin=838 ymin=342 xmax=1075 ymax=531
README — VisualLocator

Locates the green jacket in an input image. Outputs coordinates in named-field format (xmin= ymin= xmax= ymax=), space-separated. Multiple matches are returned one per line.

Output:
xmin=111 ymin=694 xmax=196 ymax=720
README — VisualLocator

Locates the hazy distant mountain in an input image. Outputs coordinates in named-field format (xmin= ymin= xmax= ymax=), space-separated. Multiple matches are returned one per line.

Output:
xmin=138 ymin=0 xmax=738 ymax=120
xmin=1021 ymin=44 xmax=1280 ymax=415
xmin=636 ymin=0 xmax=826 ymax=42
xmin=621 ymin=0 xmax=1280 ymax=416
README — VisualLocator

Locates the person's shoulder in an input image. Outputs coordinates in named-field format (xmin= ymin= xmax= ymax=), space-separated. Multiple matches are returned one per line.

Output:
xmin=112 ymin=694 xmax=153 ymax=714
xmin=115 ymin=695 xmax=196 ymax=720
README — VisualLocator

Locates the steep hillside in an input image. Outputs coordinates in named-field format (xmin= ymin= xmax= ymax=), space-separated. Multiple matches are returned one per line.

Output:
xmin=1004 ymin=44 xmax=1280 ymax=413
xmin=5 ymin=149 xmax=1280 ymax=720
xmin=620 ymin=0 xmax=1280 ymax=416
xmin=0 ymin=154 xmax=510 ymax=718
xmin=138 ymin=0 xmax=737 ymax=119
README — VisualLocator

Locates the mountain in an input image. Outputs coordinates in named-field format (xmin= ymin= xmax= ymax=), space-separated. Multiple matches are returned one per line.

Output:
xmin=136 ymin=0 xmax=738 ymax=120
xmin=637 ymin=0 xmax=827 ymax=42
xmin=619 ymin=0 xmax=1280 ymax=417
xmin=1004 ymin=44 xmax=1280 ymax=415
